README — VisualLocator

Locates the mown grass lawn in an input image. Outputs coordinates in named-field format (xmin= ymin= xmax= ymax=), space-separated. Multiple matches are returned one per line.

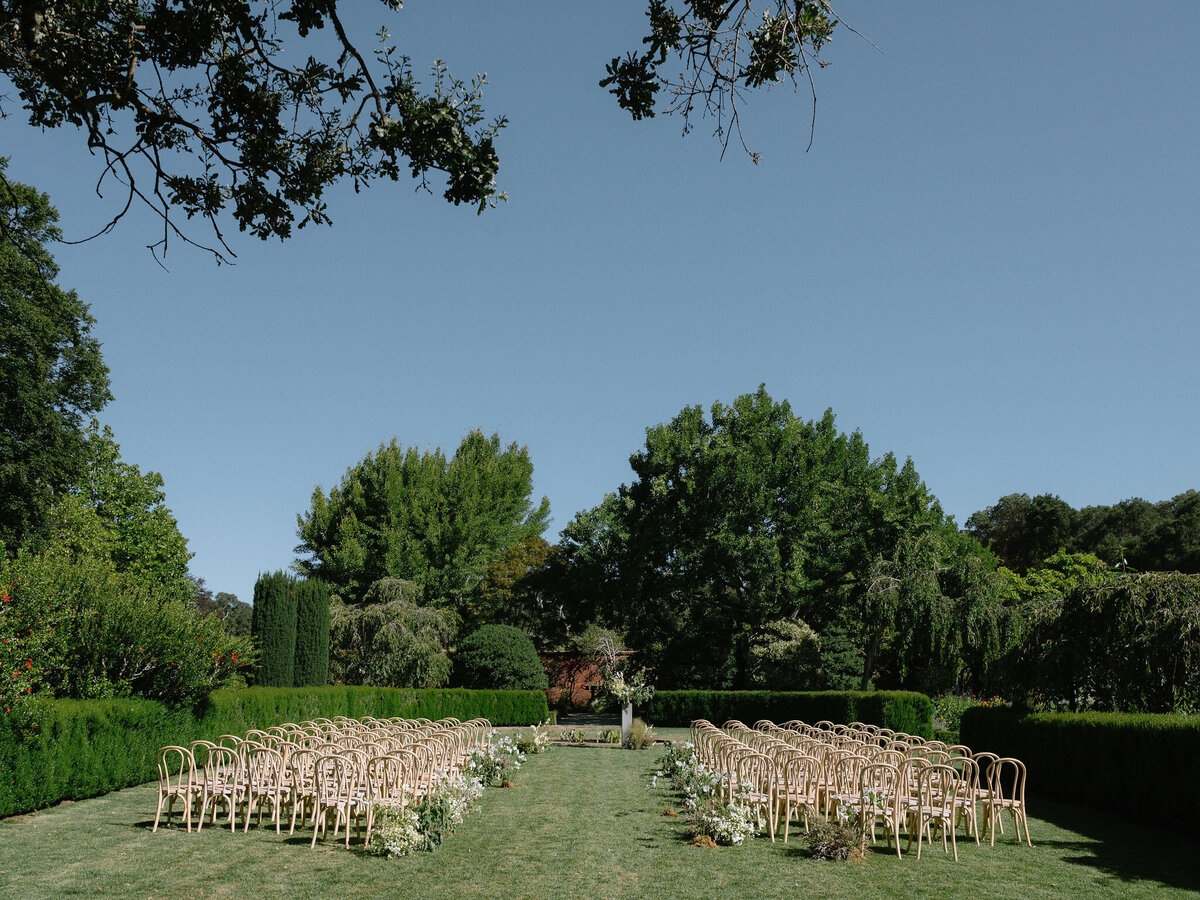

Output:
xmin=1 ymin=739 xmax=1196 ymax=899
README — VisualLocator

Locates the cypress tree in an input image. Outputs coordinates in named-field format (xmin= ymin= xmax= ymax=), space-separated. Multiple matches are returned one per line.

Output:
xmin=251 ymin=570 xmax=297 ymax=687
xmin=292 ymin=578 xmax=331 ymax=686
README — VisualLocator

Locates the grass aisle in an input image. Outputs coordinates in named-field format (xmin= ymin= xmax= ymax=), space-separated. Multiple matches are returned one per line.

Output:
xmin=1 ymin=743 xmax=1197 ymax=899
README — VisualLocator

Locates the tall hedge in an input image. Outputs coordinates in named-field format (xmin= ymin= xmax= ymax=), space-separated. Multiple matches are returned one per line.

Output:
xmin=251 ymin=571 xmax=297 ymax=687
xmin=961 ymin=707 xmax=1200 ymax=833
xmin=0 ymin=686 xmax=549 ymax=817
xmin=292 ymin=578 xmax=330 ymax=687
xmin=640 ymin=690 xmax=933 ymax=737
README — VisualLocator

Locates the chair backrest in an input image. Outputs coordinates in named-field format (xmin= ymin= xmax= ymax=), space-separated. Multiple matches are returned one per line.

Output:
xmin=917 ymin=764 xmax=960 ymax=815
xmin=365 ymin=755 xmax=412 ymax=807
xmin=858 ymin=762 xmax=901 ymax=815
xmin=314 ymin=754 xmax=356 ymax=805
xmin=244 ymin=745 xmax=283 ymax=792
xmin=988 ymin=757 xmax=1028 ymax=805
xmin=157 ymin=746 xmax=194 ymax=793
xmin=204 ymin=745 xmax=241 ymax=788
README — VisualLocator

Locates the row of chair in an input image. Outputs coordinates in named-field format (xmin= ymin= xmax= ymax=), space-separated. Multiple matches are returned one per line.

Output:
xmin=153 ymin=715 xmax=493 ymax=849
xmin=688 ymin=718 xmax=1030 ymax=860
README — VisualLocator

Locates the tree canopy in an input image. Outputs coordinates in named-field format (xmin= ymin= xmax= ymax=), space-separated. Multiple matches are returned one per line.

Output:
xmin=0 ymin=2 xmax=841 ymax=260
xmin=967 ymin=490 xmax=1200 ymax=574
xmin=557 ymin=386 xmax=998 ymax=691
xmin=0 ymin=160 xmax=111 ymax=549
xmin=295 ymin=430 xmax=551 ymax=613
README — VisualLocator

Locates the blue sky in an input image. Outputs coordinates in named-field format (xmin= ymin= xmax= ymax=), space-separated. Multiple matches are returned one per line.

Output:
xmin=4 ymin=2 xmax=1198 ymax=602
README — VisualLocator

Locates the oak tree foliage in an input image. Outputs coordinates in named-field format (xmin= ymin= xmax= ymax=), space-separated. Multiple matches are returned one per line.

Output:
xmin=1 ymin=2 xmax=844 ymax=260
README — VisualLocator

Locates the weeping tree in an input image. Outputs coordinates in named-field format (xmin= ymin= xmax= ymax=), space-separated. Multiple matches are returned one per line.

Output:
xmin=329 ymin=578 xmax=459 ymax=688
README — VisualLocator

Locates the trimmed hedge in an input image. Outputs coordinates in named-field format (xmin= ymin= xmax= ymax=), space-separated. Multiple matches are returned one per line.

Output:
xmin=0 ymin=686 xmax=548 ymax=818
xmin=640 ymin=690 xmax=933 ymax=737
xmin=961 ymin=707 xmax=1200 ymax=833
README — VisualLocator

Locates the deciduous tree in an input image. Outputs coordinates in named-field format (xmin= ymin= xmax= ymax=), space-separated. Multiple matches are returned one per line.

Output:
xmin=0 ymin=161 xmax=111 ymax=549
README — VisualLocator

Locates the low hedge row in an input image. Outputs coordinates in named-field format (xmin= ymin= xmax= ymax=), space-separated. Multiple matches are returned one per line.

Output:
xmin=639 ymin=690 xmax=933 ymax=737
xmin=960 ymin=707 xmax=1200 ymax=833
xmin=0 ymin=686 xmax=548 ymax=818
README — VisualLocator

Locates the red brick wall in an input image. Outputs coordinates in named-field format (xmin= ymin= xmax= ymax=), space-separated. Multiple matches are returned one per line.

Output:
xmin=540 ymin=651 xmax=634 ymax=708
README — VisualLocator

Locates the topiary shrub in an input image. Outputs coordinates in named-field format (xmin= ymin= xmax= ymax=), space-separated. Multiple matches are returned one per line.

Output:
xmin=454 ymin=625 xmax=548 ymax=691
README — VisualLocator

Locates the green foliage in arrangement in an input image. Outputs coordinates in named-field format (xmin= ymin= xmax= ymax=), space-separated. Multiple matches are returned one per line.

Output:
xmin=454 ymin=624 xmax=548 ymax=691
xmin=961 ymin=707 xmax=1200 ymax=833
xmin=640 ymin=690 xmax=933 ymax=737
xmin=0 ymin=686 xmax=549 ymax=817
xmin=292 ymin=579 xmax=331 ymax=687
xmin=251 ymin=571 xmax=298 ymax=687
xmin=295 ymin=431 xmax=550 ymax=613
xmin=329 ymin=579 xmax=458 ymax=688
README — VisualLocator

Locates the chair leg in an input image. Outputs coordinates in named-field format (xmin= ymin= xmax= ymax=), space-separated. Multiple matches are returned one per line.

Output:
xmin=153 ymin=792 xmax=166 ymax=833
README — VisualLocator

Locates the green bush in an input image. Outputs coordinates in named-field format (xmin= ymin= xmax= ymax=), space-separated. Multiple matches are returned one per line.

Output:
xmin=0 ymin=686 xmax=549 ymax=817
xmin=640 ymin=690 xmax=933 ymax=737
xmin=0 ymin=550 xmax=252 ymax=721
xmin=961 ymin=707 xmax=1200 ymax=833
xmin=454 ymin=624 xmax=548 ymax=691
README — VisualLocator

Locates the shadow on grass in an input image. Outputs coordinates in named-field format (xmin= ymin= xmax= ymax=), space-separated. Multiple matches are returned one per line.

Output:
xmin=1033 ymin=799 xmax=1200 ymax=893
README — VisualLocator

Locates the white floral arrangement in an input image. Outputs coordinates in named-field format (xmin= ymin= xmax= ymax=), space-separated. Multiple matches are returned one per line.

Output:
xmin=694 ymin=795 xmax=759 ymax=846
xmin=603 ymin=668 xmax=655 ymax=706
xmin=467 ymin=732 xmax=526 ymax=784
xmin=370 ymin=803 xmax=426 ymax=857
xmin=514 ymin=719 xmax=553 ymax=755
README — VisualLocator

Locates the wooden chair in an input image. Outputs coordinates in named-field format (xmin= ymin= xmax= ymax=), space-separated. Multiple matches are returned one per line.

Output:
xmin=905 ymin=764 xmax=962 ymax=861
xmin=858 ymin=762 xmax=904 ymax=858
xmin=197 ymin=745 xmax=242 ymax=832
xmin=985 ymin=758 xmax=1032 ymax=847
xmin=153 ymin=746 xmax=199 ymax=832
xmin=310 ymin=754 xmax=360 ymax=849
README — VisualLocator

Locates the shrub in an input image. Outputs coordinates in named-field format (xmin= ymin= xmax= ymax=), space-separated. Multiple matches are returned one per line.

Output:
xmin=0 ymin=550 xmax=253 ymax=720
xmin=454 ymin=624 xmax=548 ymax=691
xmin=640 ymin=690 xmax=933 ymax=737
xmin=961 ymin=706 xmax=1200 ymax=833
xmin=251 ymin=571 xmax=297 ymax=687
xmin=622 ymin=717 xmax=656 ymax=749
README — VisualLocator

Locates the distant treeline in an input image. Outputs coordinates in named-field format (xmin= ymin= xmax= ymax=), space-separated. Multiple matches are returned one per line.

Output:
xmin=966 ymin=490 xmax=1199 ymax=575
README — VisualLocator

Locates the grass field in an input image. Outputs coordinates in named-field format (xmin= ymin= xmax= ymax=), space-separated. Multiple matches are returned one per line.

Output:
xmin=1 ymin=737 xmax=1196 ymax=899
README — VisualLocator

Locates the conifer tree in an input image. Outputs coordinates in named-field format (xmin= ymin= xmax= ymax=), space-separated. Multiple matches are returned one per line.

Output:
xmin=251 ymin=571 xmax=297 ymax=687
xmin=292 ymin=579 xmax=331 ymax=687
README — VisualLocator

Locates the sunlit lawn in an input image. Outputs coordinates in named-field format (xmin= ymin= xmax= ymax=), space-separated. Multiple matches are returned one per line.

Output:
xmin=1 ymin=737 xmax=1196 ymax=899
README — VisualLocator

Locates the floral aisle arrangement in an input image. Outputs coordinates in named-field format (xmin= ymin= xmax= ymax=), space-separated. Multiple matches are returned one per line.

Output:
xmin=371 ymin=729 xmax=538 ymax=858
xmin=651 ymin=741 xmax=760 ymax=846
xmin=370 ymin=773 xmax=485 ymax=858
xmin=467 ymin=732 xmax=525 ymax=785
xmin=603 ymin=668 xmax=655 ymax=707
xmin=514 ymin=719 xmax=553 ymax=755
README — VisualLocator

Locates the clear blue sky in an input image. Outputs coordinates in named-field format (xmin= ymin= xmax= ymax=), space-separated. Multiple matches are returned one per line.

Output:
xmin=5 ymin=2 xmax=1198 ymax=602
